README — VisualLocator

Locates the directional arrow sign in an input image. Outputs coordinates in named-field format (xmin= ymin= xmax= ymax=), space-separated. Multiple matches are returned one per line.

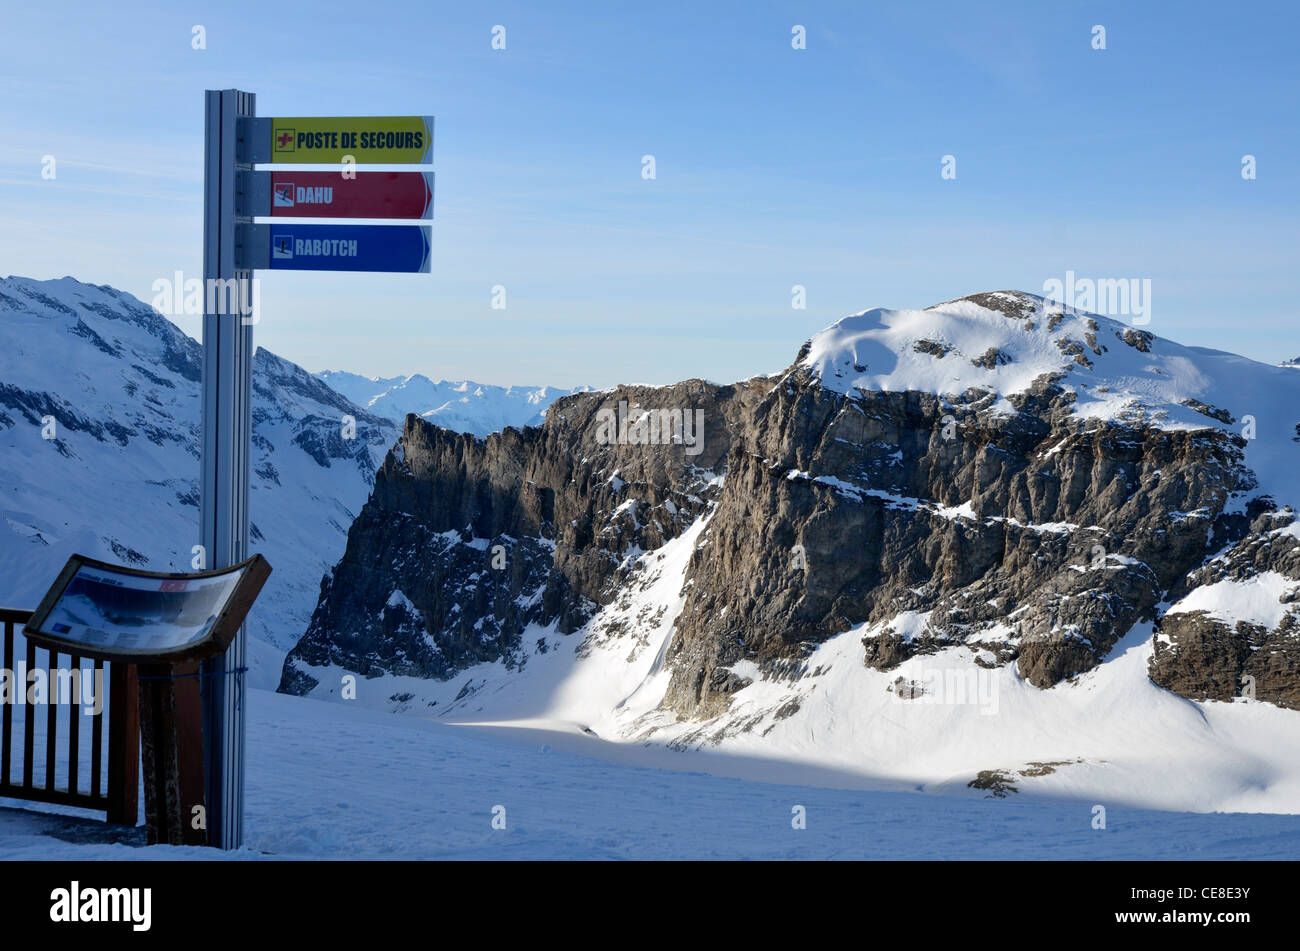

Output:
xmin=244 ymin=171 xmax=435 ymax=219
xmin=245 ymin=116 xmax=434 ymax=164
xmin=240 ymin=223 xmax=431 ymax=272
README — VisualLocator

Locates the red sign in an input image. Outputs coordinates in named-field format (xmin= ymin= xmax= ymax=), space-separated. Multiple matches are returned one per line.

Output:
xmin=266 ymin=171 xmax=434 ymax=219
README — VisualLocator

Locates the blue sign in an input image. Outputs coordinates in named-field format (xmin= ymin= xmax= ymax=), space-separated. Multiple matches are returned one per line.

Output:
xmin=243 ymin=223 xmax=431 ymax=273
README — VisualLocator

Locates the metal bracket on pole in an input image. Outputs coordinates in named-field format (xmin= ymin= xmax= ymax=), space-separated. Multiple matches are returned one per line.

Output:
xmin=200 ymin=88 xmax=256 ymax=850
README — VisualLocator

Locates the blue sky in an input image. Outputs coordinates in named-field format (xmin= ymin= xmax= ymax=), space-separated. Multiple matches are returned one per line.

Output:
xmin=1 ymin=0 xmax=1296 ymax=387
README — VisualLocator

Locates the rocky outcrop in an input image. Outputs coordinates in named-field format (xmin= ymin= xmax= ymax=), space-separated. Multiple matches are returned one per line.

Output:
xmin=281 ymin=290 xmax=1300 ymax=724
xmin=660 ymin=366 xmax=1258 ymax=716
xmin=280 ymin=380 xmax=770 ymax=692
xmin=1149 ymin=512 xmax=1300 ymax=709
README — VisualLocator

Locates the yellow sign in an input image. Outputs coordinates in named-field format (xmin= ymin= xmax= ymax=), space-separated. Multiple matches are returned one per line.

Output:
xmin=265 ymin=116 xmax=433 ymax=164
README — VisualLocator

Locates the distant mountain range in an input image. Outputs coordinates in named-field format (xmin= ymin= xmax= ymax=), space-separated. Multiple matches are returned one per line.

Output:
xmin=317 ymin=370 xmax=589 ymax=437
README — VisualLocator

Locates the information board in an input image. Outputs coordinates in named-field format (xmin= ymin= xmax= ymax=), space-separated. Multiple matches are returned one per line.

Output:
xmin=24 ymin=554 xmax=271 ymax=663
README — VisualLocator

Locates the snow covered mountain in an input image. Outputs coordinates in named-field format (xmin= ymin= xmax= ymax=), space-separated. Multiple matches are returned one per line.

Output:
xmin=0 ymin=275 xmax=398 ymax=686
xmin=283 ymin=290 xmax=1300 ymax=813
xmin=317 ymin=370 xmax=586 ymax=437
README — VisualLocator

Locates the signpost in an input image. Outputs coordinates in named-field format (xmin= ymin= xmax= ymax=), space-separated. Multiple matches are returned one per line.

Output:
xmin=201 ymin=89 xmax=434 ymax=849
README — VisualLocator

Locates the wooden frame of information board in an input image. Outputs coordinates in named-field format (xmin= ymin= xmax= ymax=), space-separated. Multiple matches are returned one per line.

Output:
xmin=23 ymin=554 xmax=271 ymax=846
xmin=24 ymin=555 xmax=271 ymax=665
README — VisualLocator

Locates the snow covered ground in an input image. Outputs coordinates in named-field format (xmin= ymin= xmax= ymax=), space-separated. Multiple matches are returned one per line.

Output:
xmin=3 ymin=686 xmax=1300 ymax=860
xmin=0 ymin=278 xmax=584 ymax=696
xmin=9 ymin=515 xmax=1297 ymax=860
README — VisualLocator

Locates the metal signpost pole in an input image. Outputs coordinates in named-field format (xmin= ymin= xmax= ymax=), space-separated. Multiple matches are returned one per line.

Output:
xmin=200 ymin=88 xmax=256 ymax=850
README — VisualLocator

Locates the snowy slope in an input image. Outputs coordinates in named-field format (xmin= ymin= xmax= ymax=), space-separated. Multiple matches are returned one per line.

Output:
xmin=318 ymin=370 xmax=587 ymax=437
xmin=0 ymin=276 xmax=397 ymax=686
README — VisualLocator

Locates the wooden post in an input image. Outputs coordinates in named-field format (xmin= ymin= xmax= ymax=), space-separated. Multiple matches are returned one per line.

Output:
xmin=138 ymin=663 xmax=208 ymax=846
xmin=105 ymin=662 xmax=140 ymax=826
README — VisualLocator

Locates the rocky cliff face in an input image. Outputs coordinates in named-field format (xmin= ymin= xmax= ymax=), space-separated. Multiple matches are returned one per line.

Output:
xmin=1149 ymin=514 xmax=1300 ymax=708
xmin=280 ymin=291 xmax=1300 ymax=718
xmin=662 ymin=373 xmax=1265 ymax=717
xmin=281 ymin=380 xmax=770 ymax=691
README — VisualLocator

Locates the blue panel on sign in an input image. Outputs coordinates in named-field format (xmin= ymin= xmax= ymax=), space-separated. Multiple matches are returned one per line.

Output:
xmin=267 ymin=224 xmax=430 ymax=273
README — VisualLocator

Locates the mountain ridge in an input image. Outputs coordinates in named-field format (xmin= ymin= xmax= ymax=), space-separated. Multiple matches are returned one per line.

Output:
xmin=283 ymin=289 xmax=1300 ymax=728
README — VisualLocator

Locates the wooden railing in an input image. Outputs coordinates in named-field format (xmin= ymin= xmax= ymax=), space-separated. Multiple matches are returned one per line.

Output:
xmin=0 ymin=608 xmax=139 ymax=824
